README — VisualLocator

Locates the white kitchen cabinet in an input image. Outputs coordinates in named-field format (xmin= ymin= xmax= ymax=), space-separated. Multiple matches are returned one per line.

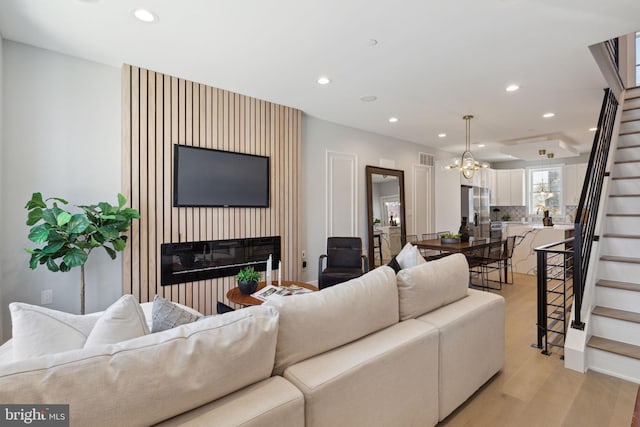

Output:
xmin=563 ymin=163 xmax=588 ymax=205
xmin=495 ymin=169 xmax=525 ymax=206
xmin=509 ymin=169 xmax=525 ymax=206
xmin=485 ymin=168 xmax=497 ymax=205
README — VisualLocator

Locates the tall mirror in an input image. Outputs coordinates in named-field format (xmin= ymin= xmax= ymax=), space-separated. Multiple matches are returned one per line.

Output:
xmin=365 ymin=166 xmax=406 ymax=268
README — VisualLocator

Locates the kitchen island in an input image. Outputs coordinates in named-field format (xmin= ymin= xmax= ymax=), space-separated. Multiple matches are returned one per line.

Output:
xmin=504 ymin=223 xmax=574 ymax=275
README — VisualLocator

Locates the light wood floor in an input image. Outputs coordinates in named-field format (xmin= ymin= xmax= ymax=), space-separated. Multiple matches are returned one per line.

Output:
xmin=439 ymin=273 xmax=638 ymax=427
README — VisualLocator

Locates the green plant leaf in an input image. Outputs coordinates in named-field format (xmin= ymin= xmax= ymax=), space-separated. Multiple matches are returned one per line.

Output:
xmin=28 ymin=253 xmax=42 ymax=269
xmin=112 ymin=238 xmax=126 ymax=251
xmin=67 ymin=214 xmax=90 ymax=234
xmin=46 ymin=258 xmax=60 ymax=272
xmin=28 ymin=224 xmax=50 ymax=244
xmin=25 ymin=192 xmax=46 ymax=210
xmin=59 ymin=262 xmax=70 ymax=272
xmin=26 ymin=208 xmax=44 ymax=226
xmin=42 ymin=209 xmax=58 ymax=225
xmin=62 ymin=248 xmax=87 ymax=268
xmin=43 ymin=241 xmax=66 ymax=255
xmin=117 ymin=193 xmax=127 ymax=209
xmin=98 ymin=202 xmax=114 ymax=215
xmin=103 ymin=245 xmax=117 ymax=260
xmin=47 ymin=230 xmax=66 ymax=242
xmin=56 ymin=211 xmax=72 ymax=227
xmin=97 ymin=225 xmax=119 ymax=240
xmin=100 ymin=214 xmax=117 ymax=220
xmin=47 ymin=197 xmax=69 ymax=205
xmin=121 ymin=208 xmax=140 ymax=219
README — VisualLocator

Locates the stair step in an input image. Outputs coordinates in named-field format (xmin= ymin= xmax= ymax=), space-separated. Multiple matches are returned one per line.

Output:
xmin=587 ymin=336 xmax=640 ymax=361
xmin=597 ymin=279 xmax=640 ymax=292
xmin=615 ymin=159 xmax=640 ymax=164
xmin=618 ymin=144 xmax=640 ymax=150
xmin=600 ymin=255 xmax=640 ymax=264
xmin=611 ymin=177 xmax=640 ymax=181
xmin=603 ymin=233 xmax=640 ymax=239
xmin=592 ymin=306 xmax=640 ymax=324
xmin=621 ymin=118 xmax=640 ymax=124
xmin=620 ymin=131 xmax=640 ymax=136
xmin=610 ymin=193 xmax=640 ymax=196
xmin=607 ymin=213 xmax=640 ymax=217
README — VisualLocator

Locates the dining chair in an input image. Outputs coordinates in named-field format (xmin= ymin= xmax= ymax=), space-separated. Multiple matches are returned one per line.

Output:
xmin=466 ymin=239 xmax=487 ymax=288
xmin=420 ymin=232 xmax=444 ymax=260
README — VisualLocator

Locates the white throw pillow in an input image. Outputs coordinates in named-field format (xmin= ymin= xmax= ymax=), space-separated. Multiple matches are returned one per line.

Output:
xmin=395 ymin=243 xmax=427 ymax=269
xmin=9 ymin=303 xmax=101 ymax=360
xmin=84 ymin=295 xmax=150 ymax=348
xmin=396 ymin=253 xmax=470 ymax=320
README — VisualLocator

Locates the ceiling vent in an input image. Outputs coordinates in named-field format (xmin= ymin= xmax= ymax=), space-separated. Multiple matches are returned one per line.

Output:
xmin=419 ymin=152 xmax=434 ymax=166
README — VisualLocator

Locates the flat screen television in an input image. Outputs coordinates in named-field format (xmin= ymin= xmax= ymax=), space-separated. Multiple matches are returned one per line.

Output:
xmin=173 ymin=145 xmax=270 ymax=207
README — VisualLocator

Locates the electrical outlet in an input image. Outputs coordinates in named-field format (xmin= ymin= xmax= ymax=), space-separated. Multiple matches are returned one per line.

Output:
xmin=301 ymin=250 xmax=307 ymax=260
xmin=41 ymin=289 xmax=53 ymax=305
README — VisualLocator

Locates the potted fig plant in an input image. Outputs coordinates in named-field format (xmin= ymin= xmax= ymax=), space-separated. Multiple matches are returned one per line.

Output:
xmin=25 ymin=192 xmax=139 ymax=314
xmin=236 ymin=266 xmax=261 ymax=295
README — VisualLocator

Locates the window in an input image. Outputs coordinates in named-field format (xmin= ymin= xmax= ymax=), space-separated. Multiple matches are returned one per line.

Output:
xmin=528 ymin=166 xmax=563 ymax=216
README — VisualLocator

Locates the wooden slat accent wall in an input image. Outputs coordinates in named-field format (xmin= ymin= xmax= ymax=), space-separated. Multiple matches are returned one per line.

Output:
xmin=121 ymin=65 xmax=301 ymax=314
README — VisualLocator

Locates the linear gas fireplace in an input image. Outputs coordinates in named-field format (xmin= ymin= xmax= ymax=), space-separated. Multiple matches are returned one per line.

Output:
xmin=160 ymin=236 xmax=281 ymax=286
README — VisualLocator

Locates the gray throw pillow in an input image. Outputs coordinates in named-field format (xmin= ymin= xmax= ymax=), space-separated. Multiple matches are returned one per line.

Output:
xmin=151 ymin=295 xmax=201 ymax=333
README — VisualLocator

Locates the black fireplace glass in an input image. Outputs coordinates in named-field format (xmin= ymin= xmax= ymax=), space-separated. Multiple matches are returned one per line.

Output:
xmin=160 ymin=236 xmax=281 ymax=286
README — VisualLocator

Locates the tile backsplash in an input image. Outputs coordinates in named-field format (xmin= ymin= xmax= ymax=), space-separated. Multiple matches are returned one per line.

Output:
xmin=491 ymin=205 xmax=577 ymax=223
xmin=491 ymin=206 xmax=526 ymax=222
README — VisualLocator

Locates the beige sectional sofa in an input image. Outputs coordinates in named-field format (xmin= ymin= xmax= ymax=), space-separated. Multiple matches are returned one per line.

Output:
xmin=0 ymin=253 xmax=504 ymax=426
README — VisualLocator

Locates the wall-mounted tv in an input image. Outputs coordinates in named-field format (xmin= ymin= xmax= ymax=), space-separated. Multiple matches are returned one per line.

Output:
xmin=173 ymin=145 xmax=270 ymax=207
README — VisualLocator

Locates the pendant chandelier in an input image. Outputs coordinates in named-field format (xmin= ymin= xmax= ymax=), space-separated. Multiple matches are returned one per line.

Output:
xmin=445 ymin=115 xmax=487 ymax=179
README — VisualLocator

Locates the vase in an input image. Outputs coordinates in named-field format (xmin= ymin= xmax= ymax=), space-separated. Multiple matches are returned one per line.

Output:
xmin=458 ymin=217 xmax=470 ymax=242
xmin=238 ymin=279 xmax=258 ymax=295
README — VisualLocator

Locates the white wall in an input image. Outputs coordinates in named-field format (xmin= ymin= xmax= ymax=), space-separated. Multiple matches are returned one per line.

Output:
xmin=1 ymin=41 xmax=121 ymax=342
xmin=300 ymin=115 xmax=449 ymax=283
xmin=0 ymin=35 xmax=4 ymax=341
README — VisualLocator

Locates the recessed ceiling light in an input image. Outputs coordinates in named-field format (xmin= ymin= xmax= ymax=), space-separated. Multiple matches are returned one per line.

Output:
xmin=360 ymin=95 xmax=377 ymax=102
xmin=477 ymin=144 xmax=486 ymax=148
xmin=505 ymin=84 xmax=520 ymax=92
xmin=133 ymin=8 xmax=157 ymax=23
xmin=589 ymin=127 xmax=598 ymax=132
xmin=438 ymin=133 xmax=447 ymax=138
xmin=388 ymin=117 xmax=399 ymax=123
xmin=542 ymin=112 xmax=555 ymax=118
xmin=368 ymin=39 xmax=378 ymax=46
xmin=317 ymin=77 xmax=331 ymax=85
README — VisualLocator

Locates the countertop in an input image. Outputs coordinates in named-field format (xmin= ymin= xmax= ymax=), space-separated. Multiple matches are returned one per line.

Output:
xmin=503 ymin=222 xmax=573 ymax=231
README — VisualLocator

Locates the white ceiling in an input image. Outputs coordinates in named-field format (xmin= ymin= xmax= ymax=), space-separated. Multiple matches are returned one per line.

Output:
xmin=0 ymin=0 xmax=638 ymax=162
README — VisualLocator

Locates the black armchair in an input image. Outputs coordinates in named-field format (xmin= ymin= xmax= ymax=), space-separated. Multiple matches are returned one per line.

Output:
xmin=318 ymin=237 xmax=369 ymax=289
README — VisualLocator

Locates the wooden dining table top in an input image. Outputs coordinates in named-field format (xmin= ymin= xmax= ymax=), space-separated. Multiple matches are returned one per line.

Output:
xmin=415 ymin=238 xmax=503 ymax=254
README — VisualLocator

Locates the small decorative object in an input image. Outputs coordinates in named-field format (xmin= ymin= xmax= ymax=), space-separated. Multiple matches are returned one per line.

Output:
xmin=236 ymin=266 xmax=261 ymax=295
xmin=458 ymin=217 xmax=470 ymax=242
xmin=542 ymin=210 xmax=554 ymax=227
xmin=440 ymin=233 xmax=462 ymax=244
xmin=25 ymin=193 xmax=139 ymax=314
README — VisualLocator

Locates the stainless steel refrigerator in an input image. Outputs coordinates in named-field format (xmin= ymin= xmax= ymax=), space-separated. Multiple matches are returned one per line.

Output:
xmin=461 ymin=185 xmax=490 ymax=239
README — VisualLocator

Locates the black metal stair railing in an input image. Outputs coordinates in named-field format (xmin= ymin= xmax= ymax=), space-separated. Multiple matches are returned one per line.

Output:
xmin=535 ymin=238 xmax=574 ymax=356
xmin=572 ymin=88 xmax=618 ymax=329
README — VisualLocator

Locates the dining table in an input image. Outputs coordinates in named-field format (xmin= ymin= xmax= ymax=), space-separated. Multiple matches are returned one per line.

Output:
xmin=415 ymin=238 xmax=508 ymax=279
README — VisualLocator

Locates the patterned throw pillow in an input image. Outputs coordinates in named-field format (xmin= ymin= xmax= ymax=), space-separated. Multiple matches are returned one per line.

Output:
xmin=151 ymin=295 xmax=201 ymax=333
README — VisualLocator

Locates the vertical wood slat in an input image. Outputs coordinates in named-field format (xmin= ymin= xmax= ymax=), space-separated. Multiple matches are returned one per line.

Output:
xmin=121 ymin=65 xmax=132 ymax=296
xmin=122 ymin=65 xmax=301 ymax=315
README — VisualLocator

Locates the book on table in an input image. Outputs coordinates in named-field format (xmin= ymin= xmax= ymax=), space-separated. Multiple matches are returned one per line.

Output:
xmin=252 ymin=284 xmax=312 ymax=301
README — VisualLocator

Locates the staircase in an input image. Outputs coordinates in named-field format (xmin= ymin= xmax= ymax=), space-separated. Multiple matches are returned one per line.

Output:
xmin=586 ymin=86 xmax=640 ymax=381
